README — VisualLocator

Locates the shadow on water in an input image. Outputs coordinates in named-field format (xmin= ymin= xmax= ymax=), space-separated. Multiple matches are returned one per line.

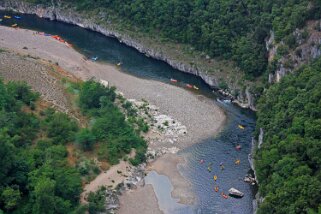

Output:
xmin=0 ymin=11 xmax=256 ymax=214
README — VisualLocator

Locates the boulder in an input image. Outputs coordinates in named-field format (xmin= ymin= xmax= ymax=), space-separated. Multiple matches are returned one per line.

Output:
xmin=228 ymin=188 xmax=244 ymax=198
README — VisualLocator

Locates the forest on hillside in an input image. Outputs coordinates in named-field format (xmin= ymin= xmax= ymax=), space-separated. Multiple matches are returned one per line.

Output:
xmin=255 ymin=57 xmax=321 ymax=213
xmin=27 ymin=0 xmax=321 ymax=79
xmin=0 ymin=79 xmax=147 ymax=213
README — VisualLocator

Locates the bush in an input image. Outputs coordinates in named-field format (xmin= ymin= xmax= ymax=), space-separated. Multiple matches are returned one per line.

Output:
xmin=6 ymin=81 xmax=40 ymax=106
xmin=75 ymin=129 xmax=96 ymax=151
xmin=87 ymin=187 xmax=107 ymax=214
xmin=44 ymin=110 xmax=78 ymax=144
xmin=79 ymin=80 xmax=116 ymax=111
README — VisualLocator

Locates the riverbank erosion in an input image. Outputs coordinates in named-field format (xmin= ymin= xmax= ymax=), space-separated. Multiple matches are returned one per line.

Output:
xmin=0 ymin=26 xmax=226 ymax=213
xmin=0 ymin=0 xmax=256 ymax=110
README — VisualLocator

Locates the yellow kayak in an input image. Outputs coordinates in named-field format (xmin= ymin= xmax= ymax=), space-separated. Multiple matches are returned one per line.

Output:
xmin=4 ymin=15 xmax=11 ymax=19
xmin=11 ymin=24 xmax=18 ymax=27
xmin=238 ymin=125 xmax=245 ymax=129
xmin=214 ymin=175 xmax=217 ymax=181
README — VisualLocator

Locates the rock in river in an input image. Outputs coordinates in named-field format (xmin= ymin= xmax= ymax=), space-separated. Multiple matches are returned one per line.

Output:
xmin=228 ymin=188 xmax=244 ymax=198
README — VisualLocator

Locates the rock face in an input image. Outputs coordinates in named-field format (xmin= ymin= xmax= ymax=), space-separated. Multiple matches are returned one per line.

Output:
xmin=0 ymin=0 xmax=256 ymax=110
xmin=267 ymin=21 xmax=321 ymax=83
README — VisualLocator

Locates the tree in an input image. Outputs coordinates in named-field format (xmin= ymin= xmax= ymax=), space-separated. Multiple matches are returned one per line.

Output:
xmin=32 ymin=177 xmax=56 ymax=214
xmin=75 ymin=128 xmax=96 ymax=151
xmin=6 ymin=81 xmax=39 ymax=107
xmin=87 ymin=187 xmax=106 ymax=214
xmin=0 ymin=130 xmax=16 ymax=186
xmin=79 ymin=80 xmax=116 ymax=110
xmin=45 ymin=111 xmax=78 ymax=144
xmin=1 ymin=187 xmax=21 ymax=211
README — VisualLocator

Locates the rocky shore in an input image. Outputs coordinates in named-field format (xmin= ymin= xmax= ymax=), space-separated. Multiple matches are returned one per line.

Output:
xmin=0 ymin=0 xmax=256 ymax=110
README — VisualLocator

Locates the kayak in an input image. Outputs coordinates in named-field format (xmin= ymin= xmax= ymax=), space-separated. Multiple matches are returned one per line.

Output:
xmin=207 ymin=167 xmax=212 ymax=172
xmin=199 ymin=159 xmax=204 ymax=164
xmin=193 ymin=85 xmax=199 ymax=90
xmin=14 ymin=16 xmax=21 ymax=19
xmin=4 ymin=15 xmax=11 ymax=19
xmin=235 ymin=159 xmax=240 ymax=165
xmin=11 ymin=24 xmax=18 ymax=27
xmin=186 ymin=84 xmax=193 ymax=89
xmin=170 ymin=78 xmax=178 ymax=83
xmin=65 ymin=42 xmax=73 ymax=48
xmin=221 ymin=192 xmax=228 ymax=199
xmin=235 ymin=144 xmax=242 ymax=151
xmin=214 ymin=175 xmax=217 ymax=181
xmin=238 ymin=125 xmax=245 ymax=129
xmin=91 ymin=56 xmax=98 ymax=61
xmin=215 ymin=186 xmax=219 ymax=192
xmin=51 ymin=35 xmax=65 ymax=43
xmin=117 ymin=62 xmax=122 ymax=66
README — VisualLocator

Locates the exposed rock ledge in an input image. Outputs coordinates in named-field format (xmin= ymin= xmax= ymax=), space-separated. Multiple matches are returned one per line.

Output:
xmin=0 ymin=1 xmax=255 ymax=110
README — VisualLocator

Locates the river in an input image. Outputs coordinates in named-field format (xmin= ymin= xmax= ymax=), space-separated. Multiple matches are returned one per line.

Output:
xmin=0 ymin=11 xmax=256 ymax=214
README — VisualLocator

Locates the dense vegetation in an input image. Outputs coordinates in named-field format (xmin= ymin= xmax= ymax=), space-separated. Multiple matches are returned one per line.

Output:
xmin=0 ymin=79 xmax=147 ymax=213
xmin=78 ymin=80 xmax=147 ymax=165
xmin=27 ymin=0 xmax=321 ymax=78
xmin=255 ymin=58 xmax=321 ymax=213
xmin=0 ymin=80 xmax=82 ymax=213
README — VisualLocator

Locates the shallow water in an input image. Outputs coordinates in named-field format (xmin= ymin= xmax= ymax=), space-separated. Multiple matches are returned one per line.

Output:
xmin=0 ymin=11 xmax=256 ymax=213
xmin=145 ymin=171 xmax=195 ymax=213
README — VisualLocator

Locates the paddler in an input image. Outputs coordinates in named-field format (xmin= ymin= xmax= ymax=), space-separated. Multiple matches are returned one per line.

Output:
xmin=235 ymin=159 xmax=240 ymax=165
xmin=207 ymin=166 xmax=212 ymax=172
xmin=238 ymin=124 xmax=245 ymax=129
xmin=220 ymin=162 xmax=225 ymax=170
xmin=221 ymin=192 xmax=228 ymax=199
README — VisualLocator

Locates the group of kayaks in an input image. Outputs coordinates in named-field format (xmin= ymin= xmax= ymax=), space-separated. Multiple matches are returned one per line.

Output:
xmin=3 ymin=15 xmax=21 ymax=19
xmin=2 ymin=15 xmax=74 ymax=50
xmin=51 ymin=35 xmax=73 ymax=47
xmin=199 ymin=124 xmax=246 ymax=199
xmin=200 ymin=160 xmax=233 ymax=199
xmin=170 ymin=78 xmax=199 ymax=90
xmin=35 ymin=32 xmax=73 ymax=48
xmin=1 ymin=15 xmax=22 ymax=28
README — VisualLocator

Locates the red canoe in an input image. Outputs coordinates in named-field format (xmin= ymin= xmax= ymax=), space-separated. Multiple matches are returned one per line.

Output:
xmin=215 ymin=186 xmax=219 ymax=192
xmin=186 ymin=84 xmax=193 ymax=89
xmin=170 ymin=78 xmax=178 ymax=83
xmin=221 ymin=192 xmax=228 ymax=199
